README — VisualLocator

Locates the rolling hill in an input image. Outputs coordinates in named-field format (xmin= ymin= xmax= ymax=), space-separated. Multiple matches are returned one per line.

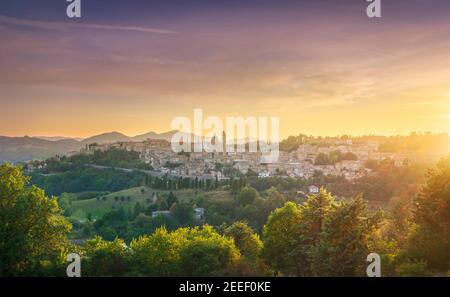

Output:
xmin=81 ymin=130 xmax=179 ymax=144
xmin=81 ymin=131 xmax=131 ymax=144
xmin=0 ymin=136 xmax=82 ymax=163
xmin=68 ymin=186 xmax=212 ymax=219
xmin=0 ymin=130 xmax=181 ymax=163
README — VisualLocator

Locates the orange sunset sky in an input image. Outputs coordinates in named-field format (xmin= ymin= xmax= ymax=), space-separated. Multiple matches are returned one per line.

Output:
xmin=0 ymin=0 xmax=449 ymax=139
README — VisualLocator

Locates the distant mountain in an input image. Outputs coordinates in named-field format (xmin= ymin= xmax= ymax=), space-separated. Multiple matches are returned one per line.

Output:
xmin=0 ymin=130 xmax=192 ymax=163
xmin=0 ymin=136 xmax=82 ymax=163
xmin=131 ymin=130 xmax=179 ymax=142
xmin=81 ymin=132 xmax=131 ymax=144
xmin=81 ymin=130 xmax=180 ymax=144
xmin=36 ymin=136 xmax=84 ymax=142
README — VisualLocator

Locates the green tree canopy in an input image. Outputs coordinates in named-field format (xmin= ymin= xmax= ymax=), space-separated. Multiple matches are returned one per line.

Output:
xmin=82 ymin=236 xmax=130 ymax=276
xmin=129 ymin=227 xmax=180 ymax=276
xmin=224 ymin=221 xmax=263 ymax=263
xmin=407 ymin=156 xmax=450 ymax=271
xmin=263 ymin=189 xmax=382 ymax=276
xmin=172 ymin=201 xmax=195 ymax=226
xmin=238 ymin=186 xmax=259 ymax=206
xmin=0 ymin=163 xmax=71 ymax=276
xmin=129 ymin=225 xmax=240 ymax=276
xmin=262 ymin=201 xmax=303 ymax=275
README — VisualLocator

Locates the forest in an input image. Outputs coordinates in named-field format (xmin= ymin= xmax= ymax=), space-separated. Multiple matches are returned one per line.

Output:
xmin=0 ymin=155 xmax=449 ymax=276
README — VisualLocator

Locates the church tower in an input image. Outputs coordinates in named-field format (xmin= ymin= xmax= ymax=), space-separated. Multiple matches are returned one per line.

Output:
xmin=222 ymin=130 xmax=227 ymax=156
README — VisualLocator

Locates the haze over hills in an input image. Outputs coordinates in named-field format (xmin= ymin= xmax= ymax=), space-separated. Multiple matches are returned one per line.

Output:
xmin=80 ymin=130 xmax=180 ymax=144
xmin=3 ymin=129 xmax=447 ymax=164
xmin=80 ymin=132 xmax=132 ymax=144
xmin=0 ymin=128 xmax=261 ymax=163
xmin=0 ymin=136 xmax=82 ymax=163
xmin=0 ymin=130 xmax=180 ymax=163
xmin=36 ymin=136 xmax=84 ymax=142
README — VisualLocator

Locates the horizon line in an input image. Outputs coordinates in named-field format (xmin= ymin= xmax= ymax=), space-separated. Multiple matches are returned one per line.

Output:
xmin=1 ymin=130 xmax=448 ymax=141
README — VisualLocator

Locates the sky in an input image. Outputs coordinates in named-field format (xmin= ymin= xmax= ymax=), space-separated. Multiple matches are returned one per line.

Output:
xmin=0 ymin=0 xmax=450 ymax=139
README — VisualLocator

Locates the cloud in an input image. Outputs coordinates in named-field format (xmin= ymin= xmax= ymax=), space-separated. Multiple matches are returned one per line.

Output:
xmin=108 ymin=55 xmax=187 ymax=66
xmin=0 ymin=15 xmax=177 ymax=34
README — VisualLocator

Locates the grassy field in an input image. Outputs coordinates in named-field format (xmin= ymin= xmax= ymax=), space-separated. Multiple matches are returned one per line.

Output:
xmin=67 ymin=186 xmax=232 ymax=220
xmin=65 ymin=185 xmax=387 ymax=221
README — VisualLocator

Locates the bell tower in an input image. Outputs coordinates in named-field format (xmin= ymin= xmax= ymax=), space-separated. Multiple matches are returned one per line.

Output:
xmin=222 ymin=130 xmax=227 ymax=156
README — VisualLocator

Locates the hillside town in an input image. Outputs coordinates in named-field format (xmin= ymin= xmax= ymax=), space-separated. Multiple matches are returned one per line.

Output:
xmin=70 ymin=133 xmax=419 ymax=182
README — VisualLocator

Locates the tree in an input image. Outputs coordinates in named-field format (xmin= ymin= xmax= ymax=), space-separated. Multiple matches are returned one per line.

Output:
xmin=236 ymin=187 xmax=287 ymax=233
xmin=130 ymin=225 xmax=240 ymax=276
xmin=130 ymin=227 xmax=180 ymax=276
xmin=230 ymin=177 xmax=239 ymax=194
xmin=172 ymin=202 xmax=195 ymax=226
xmin=383 ymin=198 xmax=411 ymax=246
xmin=314 ymin=153 xmax=331 ymax=165
xmin=82 ymin=236 xmax=130 ymax=276
xmin=94 ymin=208 xmax=128 ymax=240
xmin=133 ymin=213 xmax=152 ymax=229
xmin=263 ymin=189 xmax=382 ymax=276
xmin=134 ymin=202 xmax=143 ymax=217
xmin=155 ymin=196 xmax=168 ymax=210
xmin=395 ymin=260 xmax=431 ymax=277
xmin=167 ymin=191 xmax=178 ymax=206
xmin=407 ymin=156 xmax=450 ymax=271
xmin=264 ymin=187 xmax=287 ymax=215
xmin=0 ymin=163 xmax=71 ymax=276
xmin=238 ymin=186 xmax=259 ymax=206
xmin=279 ymin=134 xmax=308 ymax=152
xmin=309 ymin=196 xmax=382 ymax=276
xmin=177 ymin=225 xmax=241 ymax=276
xmin=224 ymin=221 xmax=262 ymax=263
xmin=58 ymin=193 xmax=72 ymax=216
xmin=262 ymin=202 xmax=303 ymax=276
